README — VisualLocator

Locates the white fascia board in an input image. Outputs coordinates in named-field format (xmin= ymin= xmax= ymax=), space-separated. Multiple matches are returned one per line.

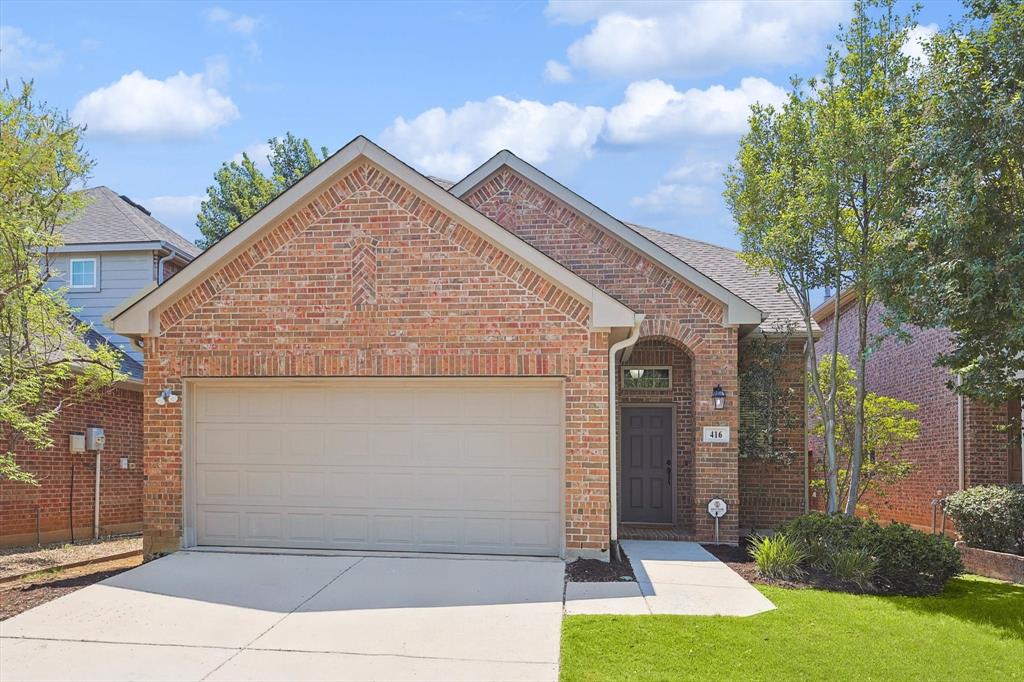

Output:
xmin=110 ymin=136 xmax=636 ymax=336
xmin=53 ymin=241 xmax=164 ymax=253
xmin=450 ymin=151 xmax=764 ymax=326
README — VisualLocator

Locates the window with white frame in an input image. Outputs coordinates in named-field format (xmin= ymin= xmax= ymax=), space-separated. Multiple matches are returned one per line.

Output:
xmin=622 ymin=366 xmax=671 ymax=390
xmin=69 ymin=258 xmax=98 ymax=289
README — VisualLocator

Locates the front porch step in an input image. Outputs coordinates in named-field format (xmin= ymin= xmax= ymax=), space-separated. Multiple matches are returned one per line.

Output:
xmin=618 ymin=526 xmax=697 ymax=542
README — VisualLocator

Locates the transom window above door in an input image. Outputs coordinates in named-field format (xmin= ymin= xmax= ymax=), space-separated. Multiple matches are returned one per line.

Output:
xmin=622 ymin=366 xmax=671 ymax=390
xmin=69 ymin=258 xmax=98 ymax=289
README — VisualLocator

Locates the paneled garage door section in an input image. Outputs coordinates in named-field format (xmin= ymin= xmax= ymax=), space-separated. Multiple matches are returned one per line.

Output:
xmin=192 ymin=381 xmax=562 ymax=556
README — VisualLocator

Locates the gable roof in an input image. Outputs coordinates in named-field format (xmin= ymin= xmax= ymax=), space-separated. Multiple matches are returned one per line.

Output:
xmin=449 ymin=151 xmax=763 ymax=327
xmin=59 ymin=186 xmax=200 ymax=258
xmin=628 ymin=224 xmax=817 ymax=335
xmin=109 ymin=136 xmax=638 ymax=337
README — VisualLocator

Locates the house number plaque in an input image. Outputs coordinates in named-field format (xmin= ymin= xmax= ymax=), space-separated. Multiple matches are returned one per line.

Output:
xmin=702 ymin=426 xmax=730 ymax=443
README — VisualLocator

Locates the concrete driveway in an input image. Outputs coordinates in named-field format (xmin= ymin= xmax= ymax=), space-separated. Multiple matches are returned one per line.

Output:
xmin=0 ymin=550 xmax=565 ymax=681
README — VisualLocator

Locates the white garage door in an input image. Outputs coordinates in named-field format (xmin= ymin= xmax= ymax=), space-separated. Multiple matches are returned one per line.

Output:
xmin=190 ymin=380 xmax=563 ymax=556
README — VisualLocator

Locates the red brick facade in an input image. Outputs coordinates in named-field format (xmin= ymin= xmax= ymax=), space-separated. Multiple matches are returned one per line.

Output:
xmin=814 ymin=299 xmax=1022 ymax=530
xmin=142 ymin=162 xmax=611 ymax=556
xmin=0 ymin=384 xmax=143 ymax=547
xmin=462 ymin=169 xmax=808 ymax=543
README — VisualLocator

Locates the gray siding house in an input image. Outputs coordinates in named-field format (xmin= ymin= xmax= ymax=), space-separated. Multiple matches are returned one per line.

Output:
xmin=50 ymin=187 xmax=200 ymax=362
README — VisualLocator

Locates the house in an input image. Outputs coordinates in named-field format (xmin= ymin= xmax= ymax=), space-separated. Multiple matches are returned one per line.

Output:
xmin=109 ymin=136 xmax=813 ymax=560
xmin=812 ymin=291 xmax=1023 ymax=531
xmin=0 ymin=189 xmax=199 ymax=547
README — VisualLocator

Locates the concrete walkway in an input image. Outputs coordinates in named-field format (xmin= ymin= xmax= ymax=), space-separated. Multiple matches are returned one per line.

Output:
xmin=1 ymin=550 xmax=564 ymax=681
xmin=565 ymin=540 xmax=775 ymax=617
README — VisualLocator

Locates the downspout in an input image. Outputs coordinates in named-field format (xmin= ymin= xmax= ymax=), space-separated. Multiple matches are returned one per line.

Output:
xmin=94 ymin=450 xmax=101 ymax=539
xmin=957 ymin=375 xmax=965 ymax=491
xmin=157 ymin=245 xmax=186 ymax=284
xmin=609 ymin=315 xmax=644 ymax=562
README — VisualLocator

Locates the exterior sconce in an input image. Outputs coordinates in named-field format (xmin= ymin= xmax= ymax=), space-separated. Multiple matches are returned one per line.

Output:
xmin=155 ymin=388 xmax=179 ymax=406
xmin=712 ymin=385 xmax=726 ymax=410
xmin=628 ymin=368 xmax=645 ymax=380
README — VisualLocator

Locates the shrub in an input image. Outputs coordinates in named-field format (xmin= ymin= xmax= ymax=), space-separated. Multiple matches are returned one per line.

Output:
xmin=944 ymin=484 xmax=1024 ymax=555
xmin=748 ymin=533 xmax=806 ymax=580
xmin=871 ymin=523 xmax=962 ymax=596
xmin=829 ymin=548 xmax=876 ymax=589
xmin=777 ymin=513 xmax=875 ymax=568
xmin=776 ymin=512 xmax=962 ymax=595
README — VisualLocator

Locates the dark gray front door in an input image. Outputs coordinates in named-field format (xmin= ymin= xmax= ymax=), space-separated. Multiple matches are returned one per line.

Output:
xmin=621 ymin=406 xmax=673 ymax=524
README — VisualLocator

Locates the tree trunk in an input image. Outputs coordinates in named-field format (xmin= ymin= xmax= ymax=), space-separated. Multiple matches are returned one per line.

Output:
xmin=845 ymin=289 xmax=869 ymax=515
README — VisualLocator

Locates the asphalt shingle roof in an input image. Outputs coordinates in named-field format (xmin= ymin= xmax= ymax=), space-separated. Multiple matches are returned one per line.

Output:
xmin=60 ymin=186 xmax=200 ymax=258
xmin=626 ymin=223 xmax=816 ymax=334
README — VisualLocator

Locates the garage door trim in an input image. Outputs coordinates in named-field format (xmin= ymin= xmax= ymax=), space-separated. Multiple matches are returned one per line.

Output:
xmin=181 ymin=377 xmax=566 ymax=557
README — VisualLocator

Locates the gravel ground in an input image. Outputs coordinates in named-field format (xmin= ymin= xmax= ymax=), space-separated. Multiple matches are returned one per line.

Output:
xmin=0 ymin=555 xmax=142 ymax=621
xmin=0 ymin=535 xmax=141 ymax=580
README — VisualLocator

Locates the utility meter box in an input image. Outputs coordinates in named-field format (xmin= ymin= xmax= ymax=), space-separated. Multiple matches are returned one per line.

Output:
xmin=69 ymin=433 xmax=86 ymax=453
xmin=85 ymin=426 xmax=106 ymax=451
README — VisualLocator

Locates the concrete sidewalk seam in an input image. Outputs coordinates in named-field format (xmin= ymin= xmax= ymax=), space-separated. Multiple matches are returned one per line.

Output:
xmin=0 ymin=635 xmax=237 ymax=651
xmin=198 ymin=556 xmax=366 ymax=681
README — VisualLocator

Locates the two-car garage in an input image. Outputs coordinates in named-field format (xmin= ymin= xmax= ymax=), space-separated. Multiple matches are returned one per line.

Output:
xmin=188 ymin=379 xmax=564 ymax=557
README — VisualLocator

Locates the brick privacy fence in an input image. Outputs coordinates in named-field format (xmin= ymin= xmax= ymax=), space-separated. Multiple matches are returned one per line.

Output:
xmin=813 ymin=300 xmax=1018 ymax=529
xmin=0 ymin=384 xmax=143 ymax=547
xmin=143 ymin=162 xmax=611 ymax=557
xmin=464 ymin=169 xmax=807 ymax=543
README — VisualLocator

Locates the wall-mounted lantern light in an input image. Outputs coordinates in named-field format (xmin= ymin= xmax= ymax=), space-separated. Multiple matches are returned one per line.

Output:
xmin=712 ymin=385 xmax=726 ymax=410
xmin=628 ymin=368 xmax=645 ymax=380
xmin=155 ymin=388 xmax=179 ymax=406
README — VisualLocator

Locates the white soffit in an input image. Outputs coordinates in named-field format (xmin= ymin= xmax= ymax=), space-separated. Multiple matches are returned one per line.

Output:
xmin=450 ymin=151 xmax=763 ymax=326
xmin=109 ymin=136 xmax=637 ymax=336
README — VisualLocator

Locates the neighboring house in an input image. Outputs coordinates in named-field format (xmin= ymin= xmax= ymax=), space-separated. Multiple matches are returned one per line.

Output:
xmin=0 ymin=189 xmax=199 ymax=547
xmin=110 ymin=136 xmax=814 ymax=560
xmin=812 ymin=292 xmax=1023 ymax=531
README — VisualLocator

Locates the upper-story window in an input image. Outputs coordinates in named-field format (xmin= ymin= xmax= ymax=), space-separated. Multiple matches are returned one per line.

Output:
xmin=69 ymin=258 xmax=99 ymax=290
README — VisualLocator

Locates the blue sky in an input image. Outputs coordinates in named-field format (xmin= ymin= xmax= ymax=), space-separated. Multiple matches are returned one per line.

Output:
xmin=2 ymin=1 xmax=964 ymax=248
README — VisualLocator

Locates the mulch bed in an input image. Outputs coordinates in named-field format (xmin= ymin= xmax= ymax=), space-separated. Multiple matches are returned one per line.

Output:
xmin=0 ymin=555 xmax=142 ymax=621
xmin=0 ymin=535 xmax=142 ymax=580
xmin=703 ymin=542 xmax=872 ymax=593
xmin=566 ymin=547 xmax=637 ymax=583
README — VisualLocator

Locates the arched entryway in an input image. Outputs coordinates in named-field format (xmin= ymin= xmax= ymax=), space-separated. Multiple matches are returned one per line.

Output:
xmin=616 ymin=335 xmax=696 ymax=539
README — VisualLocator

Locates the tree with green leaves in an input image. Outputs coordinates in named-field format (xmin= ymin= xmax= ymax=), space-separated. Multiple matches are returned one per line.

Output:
xmin=828 ymin=0 xmax=924 ymax=515
xmin=1 ymin=82 xmax=126 ymax=484
xmin=881 ymin=0 xmax=1024 ymax=405
xmin=810 ymin=354 xmax=919 ymax=513
xmin=725 ymin=80 xmax=850 ymax=513
xmin=196 ymin=133 xmax=329 ymax=249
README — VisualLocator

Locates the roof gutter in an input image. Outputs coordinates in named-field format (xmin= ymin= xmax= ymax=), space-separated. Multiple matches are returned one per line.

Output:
xmin=157 ymin=245 xmax=190 ymax=284
xmin=609 ymin=314 xmax=644 ymax=561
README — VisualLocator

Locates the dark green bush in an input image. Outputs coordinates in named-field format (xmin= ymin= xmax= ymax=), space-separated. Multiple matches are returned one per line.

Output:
xmin=871 ymin=523 xmax=962 ymax=596
xmin=776 ymin=513 xmax=962 ymax=596
xmin=944 ymin=484 xmax=1024 ymax=555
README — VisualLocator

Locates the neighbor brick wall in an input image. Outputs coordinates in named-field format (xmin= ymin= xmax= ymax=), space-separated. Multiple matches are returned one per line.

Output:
xmin=814 ymin=300 xmax=1018 ymax=530
xmin=463 ymin=170 xmax=748 ymax=543
xmin=738 ymin=338 xmax=807 ymax=531
xmin=0 ymin=384 xmax=143 ymax=547
xmin=143 ymin=162 xmax=611 ymax=557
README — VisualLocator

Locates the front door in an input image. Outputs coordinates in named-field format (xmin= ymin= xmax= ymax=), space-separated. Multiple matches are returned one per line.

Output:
xmin=621 ymin=406 xmax=673 ymax=524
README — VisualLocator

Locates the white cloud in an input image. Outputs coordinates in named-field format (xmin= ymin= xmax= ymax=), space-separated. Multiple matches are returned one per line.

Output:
xmin=232 ymin=141 xmax=273 ymax=171
xmin=381 ymin=96 xmax=606 ymax=178
xmin=630 ymin=160 xmax=726 ymax=215
xmin=546 ymin=1 xmax=850 ymax=78
xmin=203 ymin=6 xmax=260 ymax=35
xmin=544 ymin=60 xmax=572 ymax=83
xmin=605 ymin=78 xmax=787 ymax=143
xmin=72 ymin=66 xmax=239 ymax=141
xmin=0 ymin=26 xmax=62 ymax=76
xmin=902 ymin=23 xmax=938 ymax=65
xmin=141 ymin=194 xmax=205 ymax=243
xmin=631 ymin=182 xmax=707 ymax=214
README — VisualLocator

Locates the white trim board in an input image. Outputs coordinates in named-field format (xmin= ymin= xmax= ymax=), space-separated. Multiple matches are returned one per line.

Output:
xmin=450 ymin=150 xmax=764 ymax=326
xmin=109 ymin=136 xmax=637 ymax=337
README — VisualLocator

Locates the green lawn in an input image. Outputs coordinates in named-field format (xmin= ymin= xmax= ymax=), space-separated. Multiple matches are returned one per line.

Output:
xmin=561 ymin=576 xmax=1024 ymax=681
